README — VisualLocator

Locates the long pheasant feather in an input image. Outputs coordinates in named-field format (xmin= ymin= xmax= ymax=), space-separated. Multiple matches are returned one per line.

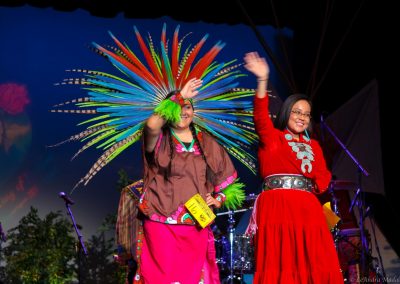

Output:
xmin=52 ymin=24 xmax=267 ymax=189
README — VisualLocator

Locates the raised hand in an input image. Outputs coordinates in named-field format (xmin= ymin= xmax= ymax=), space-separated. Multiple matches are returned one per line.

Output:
xmin=181 ymin=78 xmax=203 ymax=99
xmin=244 ymin=52 xmax=270 ymax=80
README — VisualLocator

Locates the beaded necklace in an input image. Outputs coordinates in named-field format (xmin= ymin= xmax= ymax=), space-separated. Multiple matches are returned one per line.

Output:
xmin=284 ymin=131 xmax=314 ymax=173
xmin=170 ymin=129 xmax=195 ymax=152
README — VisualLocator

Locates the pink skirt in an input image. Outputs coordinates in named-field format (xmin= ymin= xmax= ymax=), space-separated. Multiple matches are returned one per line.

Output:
xmin=139 ymin=220 xmax=220 ymax=284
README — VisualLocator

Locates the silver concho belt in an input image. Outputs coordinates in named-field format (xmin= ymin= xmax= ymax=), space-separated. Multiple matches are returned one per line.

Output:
xmin=263 ymin=174 xmax=313 ymax=192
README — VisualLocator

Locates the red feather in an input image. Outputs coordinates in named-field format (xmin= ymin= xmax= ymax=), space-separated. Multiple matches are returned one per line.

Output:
xmin=95 ymin=45 xmax=155 ymax=85
xmin=134 ymin=27 xmax=164 ymax=86
xmin=176 ymin=35 xmax=208 ymax=87
xmin=109 ymin=33 xmax=158 ymax=86
xmin=160 ymin=25 xmax=170 ymax=88
xmin=171 ymin=26 xmax=180 ymax=78
xmin=189 ymin=43 xmax=225 ymax=80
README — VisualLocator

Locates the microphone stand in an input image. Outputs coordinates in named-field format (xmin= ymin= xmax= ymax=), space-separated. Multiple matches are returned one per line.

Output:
xmin=0 ymin=221 xmax=6 ymax=253
xmin=320 ymin=115 xmax=371 ymax=278
xmin=61 ymin=196 xmax=87 ymax=283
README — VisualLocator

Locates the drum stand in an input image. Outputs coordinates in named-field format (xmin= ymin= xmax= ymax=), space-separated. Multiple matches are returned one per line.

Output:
xmin=226 ymin=211 xmax=236 ymax=283
xmin=217 ymin=194 xmax=256 ymax=284
xmin=217 ymin=209 xmax=248 ymax=284
xmin=349 ymin=181 xmax=387 ymax=282
xmin=321 ymin=117 xmax=386 ymax=282
xmin=329 ymin=185 xmax=341 ymax=248
xmin=349 ymin=179 xmax=369 ymax=278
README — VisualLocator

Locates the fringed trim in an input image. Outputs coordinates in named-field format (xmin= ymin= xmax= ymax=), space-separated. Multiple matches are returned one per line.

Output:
xmin=154 ymin=93 xmax=184 ymax=124
xmin=222 ymin=180 xmax=246 ymax=210
xmin=116 ymin=187 xmax=138 ymax=261
xmin=245 ymin=194 xmax=260 ymax=236
xmin=115 ymin=179 xmax=144 ymax=282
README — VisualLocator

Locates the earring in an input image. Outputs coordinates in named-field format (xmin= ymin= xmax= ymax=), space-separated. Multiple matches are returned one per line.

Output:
xmin=304 ymin=129 xmax=310 ymax=140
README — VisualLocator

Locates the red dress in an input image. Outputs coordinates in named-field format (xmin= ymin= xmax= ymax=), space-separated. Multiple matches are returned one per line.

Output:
xmin=252 ymin=95 xmax=344 ymax=283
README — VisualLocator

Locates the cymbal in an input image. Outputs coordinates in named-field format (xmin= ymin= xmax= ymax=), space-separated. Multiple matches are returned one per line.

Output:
xmin=215 ymin=194 xmax=258 ymax=216
xmin=216 ymin=208 xmax=250 ymax=216
xmin=330 ymin=180 xmax=358 ymax=190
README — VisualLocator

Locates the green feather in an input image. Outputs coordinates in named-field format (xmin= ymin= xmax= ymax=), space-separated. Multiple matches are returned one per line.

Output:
xmin=154 ymin=98 xmax=181 ymax=124
xmin=222 ymin=180 xmax=246 ymax=210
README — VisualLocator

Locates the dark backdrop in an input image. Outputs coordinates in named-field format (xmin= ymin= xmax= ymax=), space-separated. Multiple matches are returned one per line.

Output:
xmin=1 ymin=0 xmax=398 ymax=268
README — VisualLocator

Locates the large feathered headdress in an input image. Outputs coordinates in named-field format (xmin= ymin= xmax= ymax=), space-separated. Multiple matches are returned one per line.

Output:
xmin=51 ymin=24 xmax=257 ymax=190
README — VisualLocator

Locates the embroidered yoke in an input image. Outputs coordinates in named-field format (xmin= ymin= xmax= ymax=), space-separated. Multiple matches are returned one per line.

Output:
xmin=139 ymin=128 xmax=238 ymax=224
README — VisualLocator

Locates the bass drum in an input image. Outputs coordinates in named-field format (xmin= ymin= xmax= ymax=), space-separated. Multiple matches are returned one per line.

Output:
xmin=215 ymin=234 xmax=254 ymax=273
xmin=336 ymin=227 xmax=375 ymax=283
xmin=337 ymin=228 xmax=362 ymax=272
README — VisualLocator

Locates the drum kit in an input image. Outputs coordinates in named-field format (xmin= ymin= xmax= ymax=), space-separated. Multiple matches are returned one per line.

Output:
xmin=214 ymin=194 xmax=257 ymax=283
xmin=213 ymin=180 xmax=384 ymax=283
xmin=327 ymin=180 xmax=367 ymax=282
xmin=327 ymin=180 xmax=386 ymax=283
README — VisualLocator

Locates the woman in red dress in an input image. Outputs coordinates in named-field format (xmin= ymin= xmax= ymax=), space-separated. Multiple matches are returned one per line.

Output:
xmin=244 ymin=52 xmax=344 ymax=284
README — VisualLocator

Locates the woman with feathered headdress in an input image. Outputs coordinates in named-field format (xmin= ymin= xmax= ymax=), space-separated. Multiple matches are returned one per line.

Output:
xmin=137 ymin=77 xmax=246 ymax=283
xmin=52 ymin=24 xmax=258 ymax=283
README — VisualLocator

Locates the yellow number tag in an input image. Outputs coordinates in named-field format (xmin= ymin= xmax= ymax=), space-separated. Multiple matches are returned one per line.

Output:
xmin=185 ymin=193 xmax=216 ymax=228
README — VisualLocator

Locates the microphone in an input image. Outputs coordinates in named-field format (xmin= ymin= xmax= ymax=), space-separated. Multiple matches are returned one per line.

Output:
xmin=59 ymin=192 xmax=75 ymax=205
